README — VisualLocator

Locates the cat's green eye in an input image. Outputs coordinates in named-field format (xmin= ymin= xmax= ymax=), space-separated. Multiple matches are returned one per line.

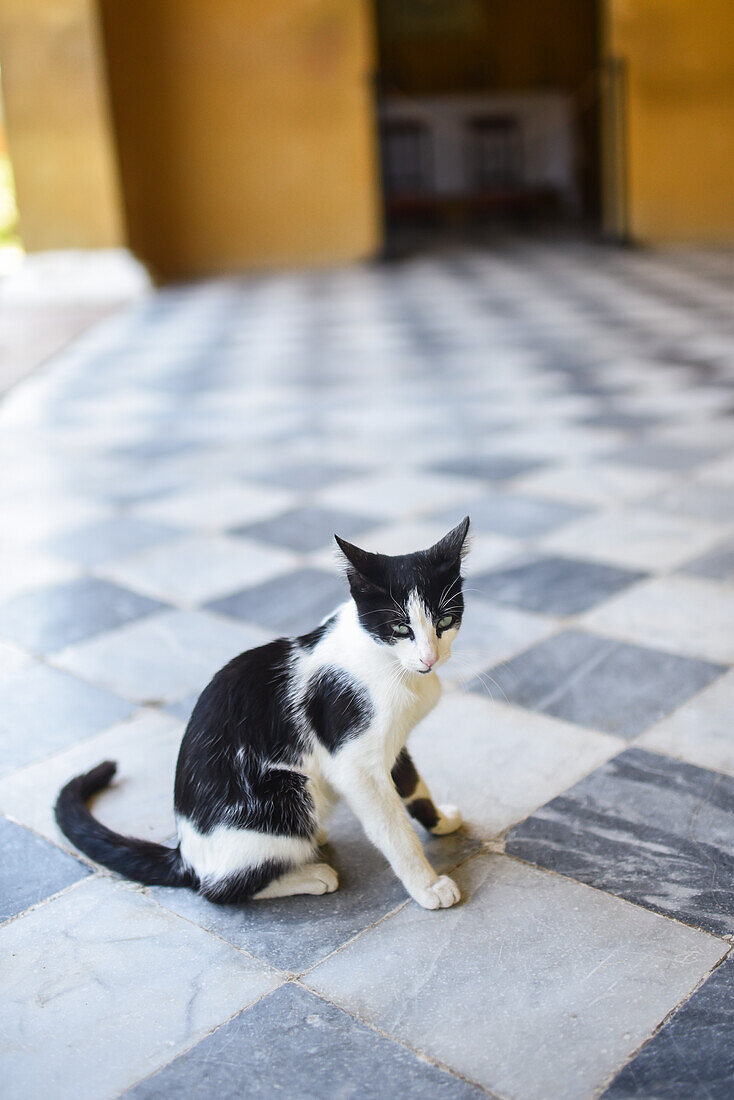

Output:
xmin=437 ymin=615 xmax=455 ymax=630
xmin=393 ymin=624 xmax=411 ymax=637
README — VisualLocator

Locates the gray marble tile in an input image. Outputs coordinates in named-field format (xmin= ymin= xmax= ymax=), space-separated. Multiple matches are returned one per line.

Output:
xmin=250 ymin=460 xmax=365 ymax=491
xmin=233 ymin=505 xmax=374 ymax=553
xmin=0 ymin=664 xmax=133 ymax=774
xmin=581 ymin=410 xmax=662 ymax=431
xmin=507 ymin=747 xmax=734 ymax=934
xmin=128 ymin=982 xmax=480 ymax=1099
xmin=441 ymin=597 xmax=559 ymax=686
xmin=471 ymin=554 xmax=647 ymax=615
xmin=681 ymin=539 xmax=734 ymax=581
xmin=603 ymin=952 xmax=734 ymax=1099
xmin=429 ymin=454 xmax=548 ymax=482
xmin=476 ymin=629 xmax=725 ymax=738
xmin=0 ymin=816 xmax=90 ymax=922
xmin=604 ymin=442 xmax=721 ymax=470
xmin=41 ymin=516 xmax=185 ymax=567
xmin=150 ymin=801 xmax=479 ymax=971
xmin=207 ymin=567 xmax=346 ymax=635
xmin=1 ymin=877 xmax=282 ymax=1100
xmin=306 ymin=854 xmax=725 ymax=1100
xmin=0 ymin=576 xmax=166 ymax=654
xmin=434 ymin=493 xmax=587 ymax=538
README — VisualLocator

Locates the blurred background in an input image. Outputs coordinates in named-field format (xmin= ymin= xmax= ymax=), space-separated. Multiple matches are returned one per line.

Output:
xmin=0 ymin=0 xmax=732 ymax=284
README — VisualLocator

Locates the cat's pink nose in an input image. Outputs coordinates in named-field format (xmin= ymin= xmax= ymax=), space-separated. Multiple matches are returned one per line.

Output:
xmin=421 ymin=654 xmax=438 ymax=670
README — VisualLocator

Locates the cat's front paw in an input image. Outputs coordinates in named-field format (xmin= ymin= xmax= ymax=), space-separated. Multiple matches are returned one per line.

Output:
xmin=413 ymin=875 xmax=461 ymax=910
xmin=431 ymin=804 xmax=463 ymax=835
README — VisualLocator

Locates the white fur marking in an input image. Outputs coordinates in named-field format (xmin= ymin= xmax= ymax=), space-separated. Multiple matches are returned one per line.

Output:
xmin=178 ymin=818 xmax=314 ymax=883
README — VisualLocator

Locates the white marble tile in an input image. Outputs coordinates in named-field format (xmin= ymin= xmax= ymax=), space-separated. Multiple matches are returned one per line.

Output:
xmin=699 ymin=453 xmax=734 ymax=487
xmin=53 ymin=609 xmax=269 ymax=704
xmin=581 ymin=574 xmax=734 ymax=664
xmin=0 ymin=545 xmax=79 ymax=603
xmin=133 ymin=479 xmax=295 ymax=530
xmin=98 ymin=534 xmax=298 ymax=606
xmin=317 ymin=472 xmax=484 ymax=520
xmin=0 ymin=639 xmax=33 ymax=682
xmin=512 ymin=463 xmax=674 ymax=507
xmin=410 ymin=692 xmax=622 ymax=838
xmin=638 ymin=669 xmax=734 ymax=778
xmin=0 ymin=496 xmax=110 ymax=547
xmin=1 ymin=877 xmax=281 ymax=1100
xmin=306 ymin=854 xmax=725 ymax=1100
xmin=0 ymin=710 xmax=182 ymax=851
xmin=540 ymin=508 xmax=722 ymax=571
xmin=618 ymin=386 xmax=733 ymax=419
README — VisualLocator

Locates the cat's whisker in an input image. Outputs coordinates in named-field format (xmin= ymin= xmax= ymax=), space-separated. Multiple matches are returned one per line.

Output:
xmin=448 ymin=658 xmax=511 ymax=707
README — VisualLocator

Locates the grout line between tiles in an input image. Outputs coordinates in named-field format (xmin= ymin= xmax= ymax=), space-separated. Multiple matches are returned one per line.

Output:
xmin=296 ymin=981 xmax=504 ymax=1099
xmin=591 ymin=943 xmax=733 ymax=1098
xmin=111 ymin=984 xmax=283 ymax=1099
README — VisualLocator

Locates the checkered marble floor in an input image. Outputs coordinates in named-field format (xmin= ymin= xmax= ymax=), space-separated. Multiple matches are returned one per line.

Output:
xmin=2 ymin=241 xmax=734 ymax=1099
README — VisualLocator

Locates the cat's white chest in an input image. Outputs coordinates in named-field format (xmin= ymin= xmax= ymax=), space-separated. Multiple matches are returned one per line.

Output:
xmin=376 ymin=671 xmax=441 ymax=760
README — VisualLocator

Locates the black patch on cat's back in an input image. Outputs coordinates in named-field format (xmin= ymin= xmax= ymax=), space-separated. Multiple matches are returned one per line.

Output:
xmin=174 ymin=638 xmax=309 ymax=835
xmin=305 ymin=668 xmax=373 ymax=753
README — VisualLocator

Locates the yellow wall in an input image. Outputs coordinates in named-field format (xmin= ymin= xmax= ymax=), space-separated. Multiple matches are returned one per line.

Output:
xmin=98 ymin=0 xmax=381 ymax=280
xmin=606 ymin=0 xmax=734 ymax=244
xmin=0 ymin=0 xmax=123 ymax=250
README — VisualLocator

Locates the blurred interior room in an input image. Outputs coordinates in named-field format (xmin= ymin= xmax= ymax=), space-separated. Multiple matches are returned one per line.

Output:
xmin=0 ymin=0 xmax=732 ymax=281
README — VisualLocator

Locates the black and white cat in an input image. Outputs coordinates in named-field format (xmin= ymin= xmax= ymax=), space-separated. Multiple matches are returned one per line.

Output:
xmin=56 ymin=517 xmax=470 ymax=911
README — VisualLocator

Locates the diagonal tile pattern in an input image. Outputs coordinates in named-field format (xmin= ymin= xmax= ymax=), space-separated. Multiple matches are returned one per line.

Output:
xmin=129 ymin=983 xmax=481 ymax=1099
xmin=474 ymin=628 xmax=726 ymax=738
xmin=2 ymin=244 xmax=734 ymax=1098
xmin=506 ymin=747 xmax=734 ymax=935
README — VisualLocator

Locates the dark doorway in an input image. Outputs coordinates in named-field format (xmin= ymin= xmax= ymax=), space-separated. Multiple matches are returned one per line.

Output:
xmin=373 ymin=0 xmax=602 ymax=254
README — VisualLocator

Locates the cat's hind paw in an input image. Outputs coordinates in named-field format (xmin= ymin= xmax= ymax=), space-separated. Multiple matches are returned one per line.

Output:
xmin=431 ymin=804 xmax=463 ymax=835
xmin=413 ymin=875 xmax=461 ymax=910
xmin=303 ymin=862 xmax=339 ymax=894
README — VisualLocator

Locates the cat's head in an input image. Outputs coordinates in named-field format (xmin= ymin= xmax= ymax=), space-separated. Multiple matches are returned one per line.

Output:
xmin=335 ymin=517 xmax=470 ymax=675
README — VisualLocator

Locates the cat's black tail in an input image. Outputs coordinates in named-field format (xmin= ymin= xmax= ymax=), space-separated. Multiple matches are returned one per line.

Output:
xmin=55 ymin=761 xmax=192 ymax=888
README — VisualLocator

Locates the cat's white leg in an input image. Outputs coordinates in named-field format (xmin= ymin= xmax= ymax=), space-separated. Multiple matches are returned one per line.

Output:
xmin=332 ymin=755 xmax=460 ymax=910
xmin=253 ymin=862 xmax=338 ymax=899
xmin=391 ymin=749 xmax=463 ymax=835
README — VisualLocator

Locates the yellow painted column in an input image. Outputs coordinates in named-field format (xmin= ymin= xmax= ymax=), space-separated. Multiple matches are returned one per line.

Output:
xmin=0 ymin=0 xmax=124 ymax=250
xmin=604 ymin=0 xmax=734 ymax=244
xmin=98 ymin=0 xmax=382 ymax=279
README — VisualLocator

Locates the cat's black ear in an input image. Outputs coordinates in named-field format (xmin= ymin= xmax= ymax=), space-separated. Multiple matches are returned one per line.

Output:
xmin=334 ymin=534 xmax=388 ymax=592
xmin=427 ymin=516 xmax=470 ymax=572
